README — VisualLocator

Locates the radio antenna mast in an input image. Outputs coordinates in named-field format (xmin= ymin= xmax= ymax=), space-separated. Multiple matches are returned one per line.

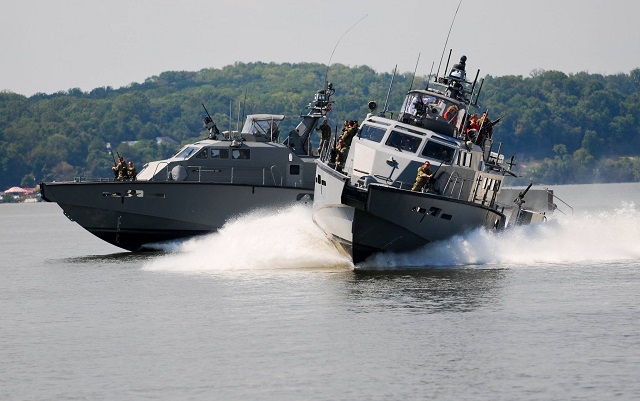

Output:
xmin=324 ymin=14 xmax=368 ymax=88
xmin=408 ymin=53 xmax=421 ymax=92
xmin=436 ymin=0 xmax=463 ymax=78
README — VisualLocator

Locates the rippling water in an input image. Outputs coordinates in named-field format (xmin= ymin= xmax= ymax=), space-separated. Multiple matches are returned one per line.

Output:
xmin=1 ymin=183 xmax=639 ymax=400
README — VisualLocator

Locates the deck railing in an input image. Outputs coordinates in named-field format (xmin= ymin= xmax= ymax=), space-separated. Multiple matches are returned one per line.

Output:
xmin=72 ymin=165 xmax=284 ymax=187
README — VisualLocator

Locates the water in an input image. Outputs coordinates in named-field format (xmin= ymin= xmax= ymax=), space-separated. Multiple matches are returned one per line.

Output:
xmin=1 ymin=183 xmax=639 ymax=400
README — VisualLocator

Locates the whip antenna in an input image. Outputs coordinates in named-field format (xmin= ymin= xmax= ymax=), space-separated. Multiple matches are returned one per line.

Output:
xmin=408 ymin=53 xmax=421 ymax=91
xmin=382 ymin=65 xmax=397 ymax=117
xmin=324 ymin=14 xmax=368 ymax=87
xmin=436 ymin=0 xmax=463 ymax=78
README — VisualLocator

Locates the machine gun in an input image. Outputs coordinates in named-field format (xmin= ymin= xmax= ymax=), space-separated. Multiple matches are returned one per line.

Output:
xmin=514 ymin=183 xmax=532 ymax=208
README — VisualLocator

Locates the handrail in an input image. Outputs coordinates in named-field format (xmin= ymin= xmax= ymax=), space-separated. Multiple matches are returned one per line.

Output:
xmin=270 ymin=165 xmax=283 ymax=186
xmin=442 ymin=171 xmax=471 ymax=200
xmin=545 ymin=188 xmax=574 ymax=215
xmin=151 ymin=162 xmax=169 ymax=180
xmin=70 ymin=165 xmax=285 ymax=186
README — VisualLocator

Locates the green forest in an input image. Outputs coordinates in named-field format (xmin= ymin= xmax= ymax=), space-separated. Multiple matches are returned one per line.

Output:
xmin=1 ymin=61 xmax=639 ymax=190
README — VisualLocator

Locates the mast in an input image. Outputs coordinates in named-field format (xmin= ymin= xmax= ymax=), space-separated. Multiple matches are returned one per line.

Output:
xmin=287 ymin=84 xmax=335 ymax=156
xmin=436 ymin=0 xmax=463 ymax=78
xmin=381 ymin=65 xmax=397 ymax=117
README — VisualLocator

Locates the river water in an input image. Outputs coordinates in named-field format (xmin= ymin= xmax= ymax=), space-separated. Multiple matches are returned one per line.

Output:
xmin=1 ymin=183 xmax=639 ymax=400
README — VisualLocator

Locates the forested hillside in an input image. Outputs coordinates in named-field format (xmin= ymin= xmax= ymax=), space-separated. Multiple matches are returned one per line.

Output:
xmin=1 ymin=62 xmax=639 ymax=189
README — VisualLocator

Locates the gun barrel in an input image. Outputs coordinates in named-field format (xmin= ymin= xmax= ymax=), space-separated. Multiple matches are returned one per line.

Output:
xmin=519 ymin=183 xmax=533 ymax=198
xmin=202 ymin=103 xmax=213 ymax=119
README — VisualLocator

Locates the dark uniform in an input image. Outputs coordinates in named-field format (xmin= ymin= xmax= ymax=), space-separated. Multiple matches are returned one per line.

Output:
xmin=316 ymin=120 xmax=332 ymax=154
xmin=412 ymin=162 xmax=433 ymax=191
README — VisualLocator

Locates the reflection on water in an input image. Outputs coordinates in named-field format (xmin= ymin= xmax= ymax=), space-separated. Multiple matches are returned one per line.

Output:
xmin=345 ymin=267 xmax=506 ymax=313
xmin=55 ymin=251 xmax=159 ymax=266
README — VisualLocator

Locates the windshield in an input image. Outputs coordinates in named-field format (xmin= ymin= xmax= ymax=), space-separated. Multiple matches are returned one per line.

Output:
xmin=401 ymin=93 xmax=444 ymax=116
xmin=385 ymin=130 xmax=422 ymax=153
xmin=421 ymin=140 xmax=455 ymax=163
xmin=242 ymin=115 xmax=284 ymax=136
xmin=173 ymin=146 xmax=199 ymax=160
xmin=400 ymin=92 xmax=465 ymax=130
xmin=359 ymin=124 xmax=386 ymax=143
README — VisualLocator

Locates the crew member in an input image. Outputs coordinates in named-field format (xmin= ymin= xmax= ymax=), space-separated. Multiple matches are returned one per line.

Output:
xmin=341 ymin=120 xmax=358 ymax=147
xmin=465 ymin=113 xmax=480 ymax=141
xmin=335 ymin=138 xmax=348 ymax=170
xmin=443 ymin=105 xmax=459 ymax=125
xmin=112 ymin=156 xmax=127 ymax=180
xmin=127 ymin=161 xmax=137 ymax=181
xmin=412 ymin=161 xmax=433 ymax=192
xmin=316 ymin=119 xmax=331 ymax=155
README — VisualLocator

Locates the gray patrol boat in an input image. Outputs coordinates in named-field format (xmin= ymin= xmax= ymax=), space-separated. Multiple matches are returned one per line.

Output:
xmin=313 ymin=56 xmax=561 ymax=264
xmin=41 ymin=84 xmax=335 ymax=251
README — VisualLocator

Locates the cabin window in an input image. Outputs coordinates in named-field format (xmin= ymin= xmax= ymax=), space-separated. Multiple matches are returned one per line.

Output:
xmin=482 ymin=177 xmax=501 ymax=191
xmin=385 ymin=130 xmax=422 ymax=153
xmin=359 ymin=124 xmax=386 ymax=143
xmin=231 ymin=149 xmax=250 ymax=160
xmin=456 ymin=151 xmax=472 ymax=167
xmin=289 ymin=165 xmax=301 ymax=175
xmin=401 ymin=93 xmax=443 ymax=116
xmin=196 ymin=148 xmax=208 ymax=159
xmin=421 ymin=140 xmax=455 ymax=163
xmin=210 ymin=149 xmax=229 ymax=159
xmin=173 ymin=146 xmax=198 ymax=159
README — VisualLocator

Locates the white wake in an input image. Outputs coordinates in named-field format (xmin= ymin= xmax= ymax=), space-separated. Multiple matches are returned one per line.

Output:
xmin=143 ymin=201 xmax=640 ymax=272
xmin=361 ymin=202 xmax=640 ymax=269
xmin=143 ymin=204 xmax=352 ymax=272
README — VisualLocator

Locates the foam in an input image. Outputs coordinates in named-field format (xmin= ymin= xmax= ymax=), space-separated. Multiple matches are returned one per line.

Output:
xmin=143 ymin=200 xmax=640 ymax=273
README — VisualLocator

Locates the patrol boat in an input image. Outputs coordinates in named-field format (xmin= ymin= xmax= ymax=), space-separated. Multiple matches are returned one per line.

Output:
xmin=312 ymin=56 xmax=554 ymax=264
xmin=40 ymin=84 xmax=335 ymax=251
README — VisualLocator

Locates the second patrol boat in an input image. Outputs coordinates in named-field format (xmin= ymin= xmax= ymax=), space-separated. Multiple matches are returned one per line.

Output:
xmin=41 ymin=84 xmax=335 ymax=251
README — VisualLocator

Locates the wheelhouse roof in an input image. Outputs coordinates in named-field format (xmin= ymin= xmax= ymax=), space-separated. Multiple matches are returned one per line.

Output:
xmin=245 ymin=114 xmax=285 ymax=122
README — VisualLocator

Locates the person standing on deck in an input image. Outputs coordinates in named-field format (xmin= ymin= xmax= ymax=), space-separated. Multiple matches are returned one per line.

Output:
xmin=112 ymin=156 xmax=127 ymax=180
xmin=316 ymin=119 xmax=332 ymax=155
xmin=412 ymin=161 xmax=433 ymax=192
xmin=127 ymin=161 xmax=137 ymax=181
xmin=341 ymin=120 xmax=358 ymax=147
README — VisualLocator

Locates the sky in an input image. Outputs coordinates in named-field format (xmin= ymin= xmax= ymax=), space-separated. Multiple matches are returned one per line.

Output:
xmin=1 ymin=0 xmax=639 ymax=96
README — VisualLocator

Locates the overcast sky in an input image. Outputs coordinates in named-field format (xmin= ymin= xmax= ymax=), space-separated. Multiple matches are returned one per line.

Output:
xmin=2 ymin=0 xmax=639 ymax=96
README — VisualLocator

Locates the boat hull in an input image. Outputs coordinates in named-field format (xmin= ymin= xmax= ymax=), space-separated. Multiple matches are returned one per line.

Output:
xmin=41 ymin=181 xmax=313 ymax=251
xmin=313 ymin=163 xmax=505 ymax=264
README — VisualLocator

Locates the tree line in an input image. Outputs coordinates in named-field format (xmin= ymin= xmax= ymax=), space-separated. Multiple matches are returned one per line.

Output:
xmin=0 ymin=61 xmax=639 ymax=189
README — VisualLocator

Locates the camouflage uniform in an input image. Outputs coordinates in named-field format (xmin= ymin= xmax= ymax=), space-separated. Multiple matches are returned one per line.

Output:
xmin=113 ymin=158 xmax=127 ymax=180
xmin=127 ymin=162 xmax=137 ymax=181
xmin=335 ymin=139 xmax=348 ymax=167
xmin=411 ymin=164 xmax=433 ymax=192
xmin=341 ymin=122 xmax=358 ymax=147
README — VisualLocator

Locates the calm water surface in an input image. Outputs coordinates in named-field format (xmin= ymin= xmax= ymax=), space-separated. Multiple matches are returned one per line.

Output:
xmin=1 ymin=183 xmax=639 ymax=400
